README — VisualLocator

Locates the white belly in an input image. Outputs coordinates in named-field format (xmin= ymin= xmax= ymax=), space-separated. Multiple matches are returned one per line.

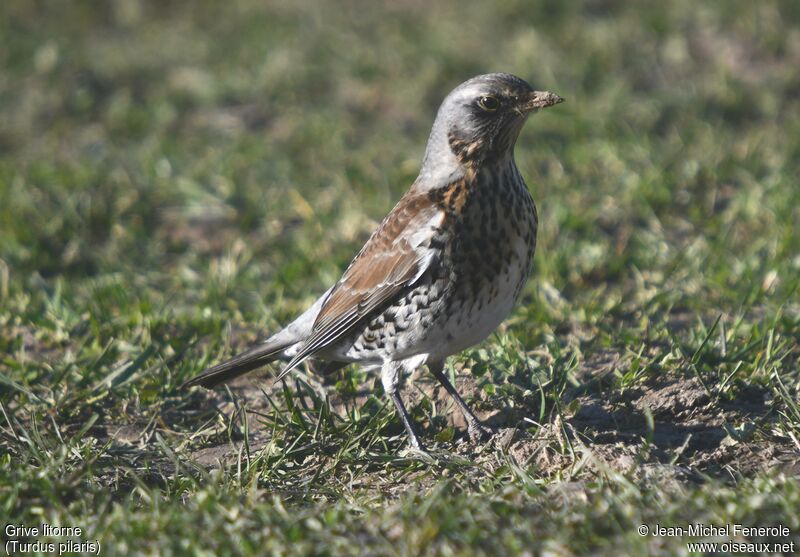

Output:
xmin=427 ymin=234 xmax=532 ymax=359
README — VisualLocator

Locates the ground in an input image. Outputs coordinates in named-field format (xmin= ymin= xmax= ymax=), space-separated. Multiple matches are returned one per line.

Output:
xmin=1 ymin=1 xmax=799 ymax=555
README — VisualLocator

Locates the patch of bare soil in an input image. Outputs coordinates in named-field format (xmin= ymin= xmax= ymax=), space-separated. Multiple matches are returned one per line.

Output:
xmin=92 ymin=351 xmax=798 ymax=488
xmin=492 ymin=373 xmax=799 ymax=483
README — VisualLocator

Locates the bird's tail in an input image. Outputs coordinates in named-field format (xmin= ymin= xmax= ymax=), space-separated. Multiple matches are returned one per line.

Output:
xmin=181 ymin=338 xmax=293 ymax=389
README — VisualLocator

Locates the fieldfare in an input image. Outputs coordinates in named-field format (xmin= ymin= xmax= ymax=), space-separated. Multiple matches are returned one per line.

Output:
xmin=183 ymin=73 xmax=564 ymax=450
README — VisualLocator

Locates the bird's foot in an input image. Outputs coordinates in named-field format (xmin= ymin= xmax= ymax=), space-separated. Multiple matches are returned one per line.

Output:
xmin=400 ymin=443 xmax=436 ymax=462
xmin=409 ymin=437 xmax=426 ymax=453
xmin=401 ymin=429 xmax=433 ymax=457
xmin=467 ymin=421 xmax=495 ymax=444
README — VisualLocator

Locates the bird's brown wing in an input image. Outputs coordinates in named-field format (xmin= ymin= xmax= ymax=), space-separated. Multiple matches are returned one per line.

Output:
xmin=278 ymin=191 xmax=444 ymax=377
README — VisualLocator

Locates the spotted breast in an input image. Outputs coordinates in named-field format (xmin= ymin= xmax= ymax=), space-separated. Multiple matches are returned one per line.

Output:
xmin=332 ymin=157 xmax=537 ymax=365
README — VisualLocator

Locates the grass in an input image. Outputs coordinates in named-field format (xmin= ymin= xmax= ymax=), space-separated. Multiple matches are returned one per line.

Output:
xmin=1 ymin=0 xmax=799 ymax=555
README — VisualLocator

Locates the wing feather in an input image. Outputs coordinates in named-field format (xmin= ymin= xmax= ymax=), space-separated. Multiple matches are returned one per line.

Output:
xmin=278 ymin=192 xmax=444 ymax=377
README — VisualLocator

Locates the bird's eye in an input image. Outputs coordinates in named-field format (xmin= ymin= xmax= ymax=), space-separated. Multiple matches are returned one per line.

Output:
xmin=477 ymin=95 xmax=500 ymax=111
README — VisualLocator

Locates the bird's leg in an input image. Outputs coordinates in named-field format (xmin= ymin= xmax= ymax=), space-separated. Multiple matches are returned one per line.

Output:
xmin=381 ymin=362 xmax=425 ymax=451
xmin=428 ymin=360 xmax=493 ymax=442
xmin=389 ymin=390 xmax=425 ymax=451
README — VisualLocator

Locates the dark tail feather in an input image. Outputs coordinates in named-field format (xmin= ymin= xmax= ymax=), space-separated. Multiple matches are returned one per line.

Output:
xmin=181 ymin=339 xmax=291 ymax=389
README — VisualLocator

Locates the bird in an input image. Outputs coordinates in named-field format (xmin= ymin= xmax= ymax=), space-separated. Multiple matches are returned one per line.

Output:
xmin=183 ymin=73 xmax=564 ymax=451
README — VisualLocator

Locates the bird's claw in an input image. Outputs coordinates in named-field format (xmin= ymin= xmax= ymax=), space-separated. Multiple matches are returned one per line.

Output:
xmin=467 ymin=422 xmax=495 ymax=444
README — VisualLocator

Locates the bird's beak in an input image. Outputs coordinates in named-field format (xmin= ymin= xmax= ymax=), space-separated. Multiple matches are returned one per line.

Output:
xmin=519 ymin=90 xmax=564 ymax=112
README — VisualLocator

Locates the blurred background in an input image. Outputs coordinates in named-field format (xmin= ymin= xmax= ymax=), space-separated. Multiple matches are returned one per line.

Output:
xmin=2 ymin=0 xmax=799 ymax=309
xmin=1 ymin=0 xmax=798 ymax=387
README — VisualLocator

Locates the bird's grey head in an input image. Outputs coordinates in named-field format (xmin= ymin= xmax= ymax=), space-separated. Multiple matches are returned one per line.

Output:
xmin=418 ymin=73 xmax=563 ymax=183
